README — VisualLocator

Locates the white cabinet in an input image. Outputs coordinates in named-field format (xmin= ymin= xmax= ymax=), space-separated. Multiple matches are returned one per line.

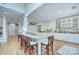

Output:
xmin=56 ymin=15 xmax=79 ymax=33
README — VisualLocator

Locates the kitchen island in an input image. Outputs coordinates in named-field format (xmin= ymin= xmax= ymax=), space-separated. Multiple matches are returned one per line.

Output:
xmin=20 ymin=32 xmax=79 ymax=55
xmin=34 ymin=32 xmax=79 ymax=44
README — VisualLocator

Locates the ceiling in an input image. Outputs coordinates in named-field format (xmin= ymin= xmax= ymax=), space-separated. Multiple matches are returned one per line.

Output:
xmin=1 ymin=3 xmax=79 ymax=24
xmin=0 ymin=3 xmax=43 ymax=23
xmin=24 ymin=3 xmax=43 ymax=16
xmin=0 ymin=3 xmax=43 ymax=15
xmin=0 ymin=6 xmax=23 ymax=21
xmin=28 ymin=3 xmax=79 ymax=24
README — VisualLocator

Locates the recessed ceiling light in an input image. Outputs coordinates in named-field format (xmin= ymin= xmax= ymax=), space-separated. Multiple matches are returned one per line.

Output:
xmin=59 ymin=10 xmax=63 ymax=13
xmin=40 ymin=13 xmax=44 ymax=16
xmin=4 ymin=12 xmax=7 ymax=14
xmin=38 ymin=18 xmax=40 ymax=19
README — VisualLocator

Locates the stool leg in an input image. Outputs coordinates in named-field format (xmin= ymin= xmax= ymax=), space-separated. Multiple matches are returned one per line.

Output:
xmin=52 ymin=43 xmax=53 ymax=55
xmin=18 ymin=36 xmax=19 ymax=42
xmin=31 ymin=46 xmax=34 ymax=54
xmin=46 ymin=45 xmax=49 ymax=55
xmin=36 ymin=44 xmax=38 ymax=55
xmin=20 ymin=39 xmax=22 ymax=49
xmin=41 ymin=43 xmax=42 ymax=55
xmin=29 ymin=45 xmax=32 ymax=55
xmin=20 ymin=40 xmax=24 ymax=50
xmin=24 ymin=42 xmax=27 ymax=53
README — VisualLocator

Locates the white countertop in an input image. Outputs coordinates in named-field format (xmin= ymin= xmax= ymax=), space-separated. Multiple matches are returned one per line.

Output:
xmin=19 ymin=32 xmax=79 ymax=44
xmin=32 ymin=32 xmax=79 ymax=44
xmin=24 ymin=33 xmax=48 ymax=44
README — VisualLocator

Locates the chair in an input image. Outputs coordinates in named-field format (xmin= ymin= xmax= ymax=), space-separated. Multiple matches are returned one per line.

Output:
xmin=18 ymin=34 xmax=38 ymax=55
xmin=27 ymin=40 xmax=38 ymax=55
xmin=19 ymin=35 xmax=27 ymax=51
xmin=24 ymin=37 xmax=38 ymax=55
xmin=41 ymin=36 xmax=54 ymax=55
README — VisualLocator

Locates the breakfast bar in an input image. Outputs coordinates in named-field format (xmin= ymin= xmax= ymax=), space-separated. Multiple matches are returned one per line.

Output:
xmin=36 ymin=32 xmax=79 ymax=44
xmin=20 ymin=32 xmax=79 ymax=55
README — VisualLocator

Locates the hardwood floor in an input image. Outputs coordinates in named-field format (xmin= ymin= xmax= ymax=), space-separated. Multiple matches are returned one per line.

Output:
xmin=0 ymin=36 xmax=25 ymax=55
xmin=0 ymin=36 xmax=79 ymax=55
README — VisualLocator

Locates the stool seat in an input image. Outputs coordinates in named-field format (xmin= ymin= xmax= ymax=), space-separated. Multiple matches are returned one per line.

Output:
xmin=30 ymin=41 xmax=37 ymax=45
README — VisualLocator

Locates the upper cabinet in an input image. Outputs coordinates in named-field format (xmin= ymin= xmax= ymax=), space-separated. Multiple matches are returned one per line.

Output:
xmin=56 ymin=15 xmax=79 ymax=33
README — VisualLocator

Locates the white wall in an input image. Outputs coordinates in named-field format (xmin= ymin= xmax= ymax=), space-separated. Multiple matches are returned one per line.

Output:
xmin=41 ymin=20 xmax=56 ymax=32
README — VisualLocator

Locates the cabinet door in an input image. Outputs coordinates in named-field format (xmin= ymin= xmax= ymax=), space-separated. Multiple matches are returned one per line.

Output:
xmin=73 ymin=16 xmax=78 ymax=29
xmin=57 ymin=20 xmax=61 ymax=29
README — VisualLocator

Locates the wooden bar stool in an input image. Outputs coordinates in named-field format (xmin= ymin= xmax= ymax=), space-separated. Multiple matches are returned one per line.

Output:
xmin=28 ymin=41 xmax=38 ymax=55
xmin=41 ymin=36 xmax=54 ymax=55
xmin=24 ymin=37 xmax=38 ymax=55
xmin=18 ymin=35 xmax=38 ymax=55
xmin=18 ymin=35 xmax=28 ymax=53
